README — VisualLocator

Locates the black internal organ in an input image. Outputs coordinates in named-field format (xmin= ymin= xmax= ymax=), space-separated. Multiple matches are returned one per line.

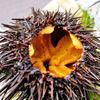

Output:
xmin=43 ymin=61 xmax=49 ymax=70
xmin=51 ymin=26 xmax=69 ymax=47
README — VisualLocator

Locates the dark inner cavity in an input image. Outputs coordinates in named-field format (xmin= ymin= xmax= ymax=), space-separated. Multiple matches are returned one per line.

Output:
xmin=43 ymin=61 xmax=49 ymax=70
xmin=51 ymin=26 xmax=69 ymax=47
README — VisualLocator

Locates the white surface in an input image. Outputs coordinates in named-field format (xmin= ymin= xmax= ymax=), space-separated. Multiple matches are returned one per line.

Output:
xmin=77 ymin=0 xmax=100 ymax=36
xmin=43 ymin=0 xmax=78 ymax=12
xmin=0 ymin=0 xmax=51 ymax=29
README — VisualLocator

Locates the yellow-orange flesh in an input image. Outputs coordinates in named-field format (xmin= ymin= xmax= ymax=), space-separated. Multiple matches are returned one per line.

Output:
xmin=29 ymin=26 xmax=83 ymax=77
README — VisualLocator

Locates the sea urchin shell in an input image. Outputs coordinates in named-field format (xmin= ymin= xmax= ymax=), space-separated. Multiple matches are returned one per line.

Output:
xmin=0 ymin=8 xmax=100 ymax=100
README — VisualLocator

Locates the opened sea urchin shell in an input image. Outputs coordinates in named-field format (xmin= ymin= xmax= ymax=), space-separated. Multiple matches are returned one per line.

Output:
xmin=0 ymin=8 xmax=100 ymax=100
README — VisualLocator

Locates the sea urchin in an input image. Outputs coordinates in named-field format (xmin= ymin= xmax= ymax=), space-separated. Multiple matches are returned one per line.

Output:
xmin=0 ymin=8 xmax=100 ymax=100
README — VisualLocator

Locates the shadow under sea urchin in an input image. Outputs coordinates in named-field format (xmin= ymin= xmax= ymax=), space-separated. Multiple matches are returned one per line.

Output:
xmin=0 ymin=8 xmax=100 ymax=100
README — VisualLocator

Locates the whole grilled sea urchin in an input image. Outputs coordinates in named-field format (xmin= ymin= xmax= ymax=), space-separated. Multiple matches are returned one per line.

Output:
xmin=0 ymin=8 xmax=100 ymax=100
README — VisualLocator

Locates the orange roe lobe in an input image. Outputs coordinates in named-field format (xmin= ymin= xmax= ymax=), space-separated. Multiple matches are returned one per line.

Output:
xmin=29 ymin=26 xmax=83 ymax=77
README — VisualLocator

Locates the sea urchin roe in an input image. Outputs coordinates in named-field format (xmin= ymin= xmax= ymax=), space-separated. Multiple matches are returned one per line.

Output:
xmin=29 ymin=26 xmax=83 ymax=77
